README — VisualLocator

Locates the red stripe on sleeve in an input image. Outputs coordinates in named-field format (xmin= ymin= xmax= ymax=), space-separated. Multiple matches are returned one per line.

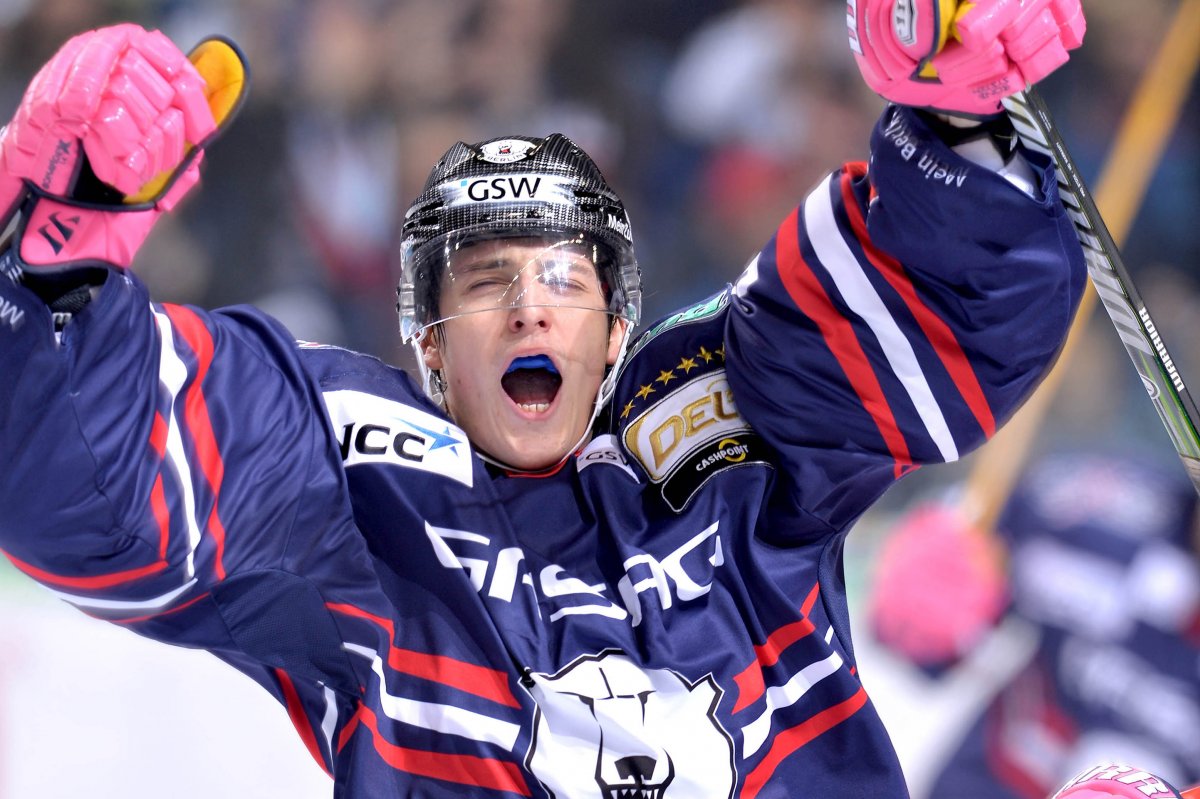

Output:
xmin=327 ymin=602 xmax=519 ymax=708
xmin=326 ymin=602 xmax=397 ymax=640
xmin=800 ymin=582 xmax=820 ymax=616
xmin=3 ymin=550 xmax=166 ymax=590
xmin=161 ymin=304 xmax=229 ymax=580
xmin=148 ymin=412 xmax=173 ymax=562
xmin=839 ymin=165 xmax=996 ymax=438
xmin=337 ymin=704 xmax=366 ymax=754
xmin=387 ymin=647 xmax=520 ymax=709
xmin=774 ymin=206 xmax=913 ymax=478
xmin=108 ymin=591 xmax=211 ymax=625
xmin=150 ymin=475 xmax=171 ymax=560
xmin=149 ymin=412 xmax=168 ymax=457
xmin=732 ymin=583 xmax=821 ymax=713
xmin=357 ymin=705 xmax=530 ymax=796
xmin=739 ymin=686 xmax=869 ymax=799
xmin=275 ymin=668 xmax=333 ymax=777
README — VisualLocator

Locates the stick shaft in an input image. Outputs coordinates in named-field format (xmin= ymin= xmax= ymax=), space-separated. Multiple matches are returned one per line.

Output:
xmin=1004 ymin=86 xmax=1200 ymax=491
xmin=960 ymin=0 xmax=1200 ymax=529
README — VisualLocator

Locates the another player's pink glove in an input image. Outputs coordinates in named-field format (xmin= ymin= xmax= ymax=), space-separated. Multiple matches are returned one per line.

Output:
xmin=868 ymin=503 xmax=1008 ymax=668
xmin=848 ymin=0 xmax=1086 ymax=117
xmin=1051 ymin=763 xmax=1186 ymax=799
xmin=0 ymin=24 xmax=247 ymax=273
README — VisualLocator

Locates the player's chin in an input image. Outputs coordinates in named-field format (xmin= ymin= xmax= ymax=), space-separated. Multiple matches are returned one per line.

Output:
xmin=493 ymin=433 xmax=575 ymax=472
xmin=493 ymin=411 xmax=586 ymax=470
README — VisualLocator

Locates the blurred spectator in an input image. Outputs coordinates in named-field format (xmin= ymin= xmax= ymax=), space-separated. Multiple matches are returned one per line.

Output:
xmin=659 ymin=0 xmax=881 ymax=299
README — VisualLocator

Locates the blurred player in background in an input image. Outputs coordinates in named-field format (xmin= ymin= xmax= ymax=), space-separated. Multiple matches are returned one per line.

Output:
xmin=870 ymin=451 xmax=1200 ymax=798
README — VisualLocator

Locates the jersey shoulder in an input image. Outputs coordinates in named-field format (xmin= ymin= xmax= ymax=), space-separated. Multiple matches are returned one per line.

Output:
xmin=297 ymin=341 xmax=426 ymax=402
xmin=611 ymin=290 xmax=775 ymax=511
xmin=297 ymin=342 xmax=475 ymax=487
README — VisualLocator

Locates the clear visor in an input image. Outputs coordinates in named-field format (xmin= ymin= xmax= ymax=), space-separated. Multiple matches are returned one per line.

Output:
xmin=401 ymin=232 xmax=632 ymax=340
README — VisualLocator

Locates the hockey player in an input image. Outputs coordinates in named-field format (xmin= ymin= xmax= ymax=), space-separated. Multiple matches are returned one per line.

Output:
xmin=870 ymin=452 xmax=1200 ymax=798
xmin=0 ymin=3 xmax=1105 ymax=797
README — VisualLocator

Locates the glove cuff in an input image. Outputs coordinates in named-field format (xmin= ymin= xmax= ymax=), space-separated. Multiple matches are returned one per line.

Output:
xmin=914 ymin=109 xmax=1018 ymax=161
xmin=0 ymin=244 xmax=104 ymax=326
xmin=14 ymin=187 xmax=166 ymax=271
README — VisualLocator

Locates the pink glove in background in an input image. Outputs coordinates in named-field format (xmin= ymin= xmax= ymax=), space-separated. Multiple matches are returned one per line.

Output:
xmin=868 ymin=503 xmax=1009 ymax=668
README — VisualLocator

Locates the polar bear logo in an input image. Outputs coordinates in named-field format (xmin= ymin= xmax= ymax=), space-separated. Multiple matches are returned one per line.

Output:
xmin=525 ymin=651 xmax=735 ymax=799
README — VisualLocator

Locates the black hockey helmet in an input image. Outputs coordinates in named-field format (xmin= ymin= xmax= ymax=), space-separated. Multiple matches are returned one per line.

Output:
xmin=396 ymin=133 xmax=641 ymax=342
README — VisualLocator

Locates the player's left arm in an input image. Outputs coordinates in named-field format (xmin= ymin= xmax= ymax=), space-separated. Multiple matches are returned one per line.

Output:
xmin=722 ymin=0 xmax=1088 ymax=529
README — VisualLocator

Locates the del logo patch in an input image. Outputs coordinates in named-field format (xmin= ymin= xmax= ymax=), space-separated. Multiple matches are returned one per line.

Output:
xmin=624 ymin=371 xmax=769 ymax=510
xmin=323 ymin=390 xmax=473 ymax=487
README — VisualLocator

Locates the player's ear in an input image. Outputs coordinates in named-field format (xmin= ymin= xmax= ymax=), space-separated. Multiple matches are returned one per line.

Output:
xmin=606 ymin=318 xmax=628 ymax=366
xmin=420 ymin=330 xmax=444 ymax=371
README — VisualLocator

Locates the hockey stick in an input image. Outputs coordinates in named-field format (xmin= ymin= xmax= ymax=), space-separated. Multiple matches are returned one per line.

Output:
xmin=958 ymin=0 xmax=1200 ymax=529
xmin=1000 ymin=83 xmax=1200 ymax=495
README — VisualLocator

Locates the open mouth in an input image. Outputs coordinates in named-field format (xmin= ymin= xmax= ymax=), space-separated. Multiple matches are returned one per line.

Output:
xmin=502 ymin=354 xmax=562 ymax=414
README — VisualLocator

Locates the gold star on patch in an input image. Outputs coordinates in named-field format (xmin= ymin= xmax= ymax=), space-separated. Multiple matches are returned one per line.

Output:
xmin=655 ymin=369 xmax=677 ymax=386
xmin=677 ymin=356 xmax=698 ymax=373
xmin=636 ymin=384 xmax=656 ymax=400
xmin=697 ymin=346 xmax=713 ymax=363
xmin=621 ymin=400 xmax=636 ymax=419
xmin=716 ymin=344 xmax=726 ymax=360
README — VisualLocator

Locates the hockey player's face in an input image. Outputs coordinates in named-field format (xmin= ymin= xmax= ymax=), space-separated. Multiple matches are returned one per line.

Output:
xmin=420 ymin=239 xmax=625 ymax=470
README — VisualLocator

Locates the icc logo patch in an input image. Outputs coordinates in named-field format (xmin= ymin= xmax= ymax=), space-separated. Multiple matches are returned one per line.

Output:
xmin=525 ymin=651 xmax=735 ymax=798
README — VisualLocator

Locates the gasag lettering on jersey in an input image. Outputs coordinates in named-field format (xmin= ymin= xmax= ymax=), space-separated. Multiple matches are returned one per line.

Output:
xmin=424 ymin=519 xmax=725 ymax=627
xmin=323 ymin=389 xmax=473 ymax=487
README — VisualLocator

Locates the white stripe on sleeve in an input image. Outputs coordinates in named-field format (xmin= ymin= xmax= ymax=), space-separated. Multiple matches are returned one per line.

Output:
xmin=804 ymin=176 xmax=960 ymax=462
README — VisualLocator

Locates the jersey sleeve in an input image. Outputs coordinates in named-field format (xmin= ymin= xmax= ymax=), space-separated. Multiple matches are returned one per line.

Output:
xmin=0 ymin=261 xmax=391 ymax=769
xmin=723 ymin=104 xmax=1087 ymax=529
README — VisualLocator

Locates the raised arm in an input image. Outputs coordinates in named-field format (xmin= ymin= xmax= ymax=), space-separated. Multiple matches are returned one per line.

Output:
xmin=0 ymin=30 xmax=390 ymax=757
xmin=722 ymin=0 xmax=1088 ymax=530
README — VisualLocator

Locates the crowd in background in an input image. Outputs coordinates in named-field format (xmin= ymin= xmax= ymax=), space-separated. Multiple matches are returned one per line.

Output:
xmin=2 ymin=2 xmax=1196 ymax=438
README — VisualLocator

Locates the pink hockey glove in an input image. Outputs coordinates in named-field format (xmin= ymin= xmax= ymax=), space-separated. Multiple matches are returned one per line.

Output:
xmin=868 ymin=503 xmax=1008 ymax=667
xmin=0 ymin=24 xmax=247 ymax=272
xmin=848 ymin=0 xmax=1086 ymax=117
xmin=1052 ymin=763 xmax=1186 ymax=799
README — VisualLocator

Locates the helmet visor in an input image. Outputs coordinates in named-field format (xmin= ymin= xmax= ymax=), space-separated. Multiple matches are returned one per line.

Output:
xmin=400 ymin=231 xmax=635 ymax=340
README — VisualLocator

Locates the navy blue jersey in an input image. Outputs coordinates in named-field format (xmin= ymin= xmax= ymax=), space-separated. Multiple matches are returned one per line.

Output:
xmin=928 ymin=454 xmax=1200 ymax=799
xmin=0 ymin=106 xmax=1085 ymax=798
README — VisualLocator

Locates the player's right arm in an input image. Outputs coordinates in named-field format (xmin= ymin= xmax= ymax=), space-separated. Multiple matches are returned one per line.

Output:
xmin=0 ymin=26 xmax=387 ymax=710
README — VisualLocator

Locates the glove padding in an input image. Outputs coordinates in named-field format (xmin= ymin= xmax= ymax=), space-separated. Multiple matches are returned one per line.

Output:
xmin=868 ymin=503 xmax=1008 ymax=668
xmin=1052 ymin=763 xmax=1186 ymax=799
xmin=848 ymin=0 xmax=1086 ymax=117
xmin=0 ymin=23 xmax=247 ymax=272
